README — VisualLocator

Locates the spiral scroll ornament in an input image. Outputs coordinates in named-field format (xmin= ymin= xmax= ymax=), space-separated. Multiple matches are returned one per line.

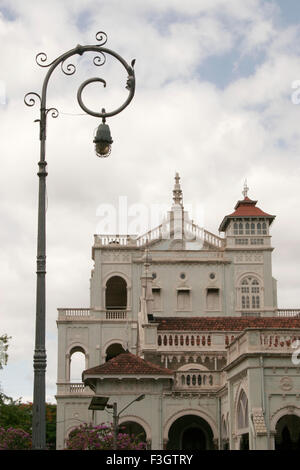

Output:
xmin=95 ymin=31 xmax=108 ymax=46
xmin=45 ymin=107 xmax=59 ymax=119
xmin=35 ymin=52 xmax=57 ymax=68
xmin=61 ymin=58 xmax=77 ymax=76
xmin=24 ymin=92 xmax=41 ymax=108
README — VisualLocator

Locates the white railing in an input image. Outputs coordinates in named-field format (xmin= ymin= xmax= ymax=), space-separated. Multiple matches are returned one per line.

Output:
xmin=58 ymin=308 xmax=91 ymax=318
xmin=58 ymin=308 xmax=130 ymax=321
xmin=184 ymin=222 xmax=225 ymax=249
xmin=94 ymin=234 xmax=138 ymax=246
xmin=70 ymin=383 xmax=86 ymax=393
xmin=157 ymin=332 xmax=236 ymax=350
xmin=227 ymin=329 xmax=300 ymax=364
xmin=158 ymin=333 xmax=213 ymax=349
xmin=277 ymin=309 xmax=300 ymax=317
xmin=94 ymin=222 xmax=224 ymax=249
xmin=105 ymin=310 xmax=127 ymax=320
xmin=260 ymin=331 xmax=300 ymax=349
xmin=57 ymin=383 xmax=93 ymax=395
xmin=174 ymin=370 xmax=223 ymax=390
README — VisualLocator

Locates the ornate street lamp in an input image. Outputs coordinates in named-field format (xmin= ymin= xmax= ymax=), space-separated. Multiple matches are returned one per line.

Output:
xmin=24 ymin=31 xmax=135 ymax=449
xmin=89 ymin=394 xmax=145 ymax=450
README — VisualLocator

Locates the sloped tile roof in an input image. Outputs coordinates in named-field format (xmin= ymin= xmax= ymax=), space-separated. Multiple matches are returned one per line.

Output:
xmin=83 ymin=352 xmax=173 ymax=377
xmin=219 ymin=197 xmax=275 ymax=231
xmin=156 ymin=316 xmax=300 ymax=331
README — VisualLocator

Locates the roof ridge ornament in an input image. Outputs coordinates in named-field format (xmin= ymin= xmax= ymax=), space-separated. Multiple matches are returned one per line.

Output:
xmin=173 ymin=172 xmax=183 ymax=206
xmin=242 ymin=179 xmax=249 ymax=199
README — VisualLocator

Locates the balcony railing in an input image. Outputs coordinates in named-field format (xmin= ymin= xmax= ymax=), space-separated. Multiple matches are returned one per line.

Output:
xmin=158 ymin=333 xmax=213 ymax=349
xmin=105 ymin=310 xmax=127 ymax=320
xmin=227 ymin=328 xmax=300 ymax=364
xmin=57 ymin=382 xmax=93 ymax=395
xmin=58 ymin=308 xmax=129 ymax=321
xmin=157 ymin=333 xmax=236 ymax=351
xmin=174 ymin=370 xmax=223 ymax=390
xmin=58 ymin=308 xmax=91 ymax=318
xmin=277 ymin=309 xmax=300 ymax=317
xmin=94 ymin=222 xmax=225 ymax=250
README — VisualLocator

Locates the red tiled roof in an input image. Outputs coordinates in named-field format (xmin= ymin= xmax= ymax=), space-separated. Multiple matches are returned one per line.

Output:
xmin=219 ymin=197 xmax=275 ymax=231
xmin=156 ymin=316 xmax=300 ymax=331
xmin=83 ymin=352 xmax=173 ymax=377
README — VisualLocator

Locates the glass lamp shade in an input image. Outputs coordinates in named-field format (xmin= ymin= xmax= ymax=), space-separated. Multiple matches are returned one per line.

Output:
xmin=93 ymin=122 xmax=113 ymax=158
xmin=95 ymin=141 xmax=111 ymax=157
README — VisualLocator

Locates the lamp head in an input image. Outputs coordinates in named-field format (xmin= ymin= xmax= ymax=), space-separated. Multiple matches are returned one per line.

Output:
xmin=93 ymin=121 xmax=113 ymax=157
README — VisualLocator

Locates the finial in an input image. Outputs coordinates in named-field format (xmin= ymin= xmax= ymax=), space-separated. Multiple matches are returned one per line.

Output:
xmin=173 ymin=172 xmax=183 ymax=205
xmin=242 ymin=179 xmax=249 ymax=199
xmin=142 ymin=245 xmax=152 ymax=274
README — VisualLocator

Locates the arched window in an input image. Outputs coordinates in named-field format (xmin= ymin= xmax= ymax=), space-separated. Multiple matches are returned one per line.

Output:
xmin=262 ymin=222 xmax=267 ymax=234
xmin=105 ymin=276 xmax=127 ymax=310
xmin=239 ymin=222 xmax=244 ymax=235
xmin=69 ymin=347 xmax=86 ymax=383
xmin=233 ymin=222 xmax=238 ymax=235
xmin=240 ymin=276 xmax=262 ymax=310
xmin=105 ymin=343 xmax=126 ymax=362
xmin=245 ymin=222 xmax=250 ymax=234
xmin=251 ymin=222 xmax=255 ymax=234
xmin=237 ymin=390 xmax=249 ymax=429
xmin=257 ymin=222 xmax=261 ymax=234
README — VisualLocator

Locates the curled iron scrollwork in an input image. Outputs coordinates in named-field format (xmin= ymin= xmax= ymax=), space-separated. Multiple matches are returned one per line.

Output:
xmin=35 ymin=52 xmax=57 ymax=68
xmin=24 ymin=92 xmax=41 ymax=107
xmin=46 ymin=107 xmax=59 ymax=119
xmin=60 ymin=58 xmax=77 ymax=76
xmin=93 ymin=51 xmax=106 ymax=67
xmin=95 ymin=31 xmax=108 ymax=46
xmin=26 ymin=31 xmax=135 ymax=125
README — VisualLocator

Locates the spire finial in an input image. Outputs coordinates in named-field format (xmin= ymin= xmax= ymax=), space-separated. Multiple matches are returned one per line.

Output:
xmin=242 ymin=179 xmax=249 ymax=199
xmin=173 ymin=172 xmax=183 ymax=205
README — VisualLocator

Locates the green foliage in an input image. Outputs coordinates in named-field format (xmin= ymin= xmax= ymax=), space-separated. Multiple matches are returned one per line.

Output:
xmin=0 ymin=394 xmax=56 ymax=450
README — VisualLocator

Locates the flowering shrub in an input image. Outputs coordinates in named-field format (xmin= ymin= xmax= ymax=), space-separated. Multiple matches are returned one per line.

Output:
xmin=65 ymin=423 xmax=147 ymax=450
xmin=0 ymin=427 xmax=32 ymax=450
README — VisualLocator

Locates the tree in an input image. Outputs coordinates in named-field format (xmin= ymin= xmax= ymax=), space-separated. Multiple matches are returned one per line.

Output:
xmin=0 ymin=334 xmax=11 ymax=370
xmin=0 ymin=427 xmax=32 ymax=450
xmin=0 ymin=394 xmax=57 ymax=450
xmin=65 ymin=423 xmax=147 ymax=450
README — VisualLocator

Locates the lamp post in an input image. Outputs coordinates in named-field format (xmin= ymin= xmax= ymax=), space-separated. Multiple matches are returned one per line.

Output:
xmin=89 ymin=394 xmax=145 ymax=450
xmin=24 ymin=31 xmax=135 ymax=450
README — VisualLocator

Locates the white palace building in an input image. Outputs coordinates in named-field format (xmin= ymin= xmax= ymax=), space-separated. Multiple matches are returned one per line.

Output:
xmin=56 ymin=174 xmax=300 ymax=450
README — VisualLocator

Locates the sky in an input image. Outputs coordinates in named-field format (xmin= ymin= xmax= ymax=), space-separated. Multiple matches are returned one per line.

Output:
xmin=1 ymin=0 xmax=300 ymax=403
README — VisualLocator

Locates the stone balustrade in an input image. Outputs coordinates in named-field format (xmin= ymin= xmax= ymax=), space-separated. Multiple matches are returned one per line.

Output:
xmin=57 ymin=382 xmax=93 ymax=395
xmin=57 ymin=308 xmax=130 ymax=321
xmin=57 ymin=308 xmax=91 ymax=319
xmin=105 ymin=310 xmax=128 ymax=320
xmin=277 ymin=309 xmax=300 ymax=317
xmin=260 ymin=331 xmax=300 ymax=349
xmin=93 ymin=222 xmax=224 ymax=250
xmin=174 ymin=370 xmax=223 ymax=390
xmin=157 ymin=332 xmax=236 ymax=351
xmin=227 ymin=329 xmax=300 ymax=364
xmin=158 ymin=333 xmax=213 ymax=349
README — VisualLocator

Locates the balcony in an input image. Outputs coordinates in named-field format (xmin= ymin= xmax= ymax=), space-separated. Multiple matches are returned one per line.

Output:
xmin=173 ymin=370 xmax=224 ymax=391
xmin=227 ymin=328 xmax=300 ymax=364
xmin=57 ymin=382 xmax=93 ymax=396
xmin=157 ymin=332 xmax=232 ymax=352
xmin=93 ymin=222 xmax=225 ymax=250
xmin=277 ymin=309 xmax=300 ymax=317
xmin=57 ymin=308 xmax=130 ymax=321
